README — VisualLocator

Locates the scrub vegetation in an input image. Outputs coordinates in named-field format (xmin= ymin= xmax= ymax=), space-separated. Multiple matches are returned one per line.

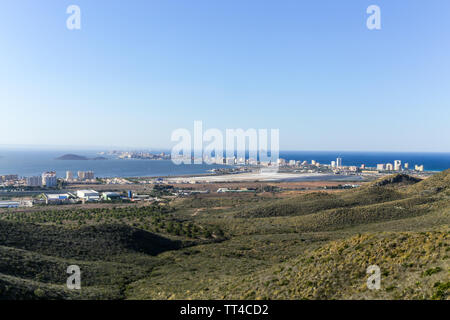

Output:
xmin=0 ymin=170 xmax=449 ymax=300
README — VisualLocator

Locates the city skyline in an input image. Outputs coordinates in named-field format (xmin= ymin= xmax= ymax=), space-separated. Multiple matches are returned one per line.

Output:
xmin=1 ymin=1 xmax=450 ymax=151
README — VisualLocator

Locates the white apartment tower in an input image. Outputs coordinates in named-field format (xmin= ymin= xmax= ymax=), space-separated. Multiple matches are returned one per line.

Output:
xmin=336 ymin=157 xmax=343 ymax=168
xmin=77 ymin=171 xmax=94 ymax=181
xmin=26 ymin=176 xmax=42 ymax=187
xmin=78 ymin=171 xmax=85 ymax=180
xmin=42 ymin=171 xmax=57 ymax=187
xmin=85 ymin=171 xmax=94 ymax=180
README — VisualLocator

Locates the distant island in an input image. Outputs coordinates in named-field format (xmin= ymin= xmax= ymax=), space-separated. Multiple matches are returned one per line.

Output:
xmin=56 ymin=154 xmax=108 ymax=160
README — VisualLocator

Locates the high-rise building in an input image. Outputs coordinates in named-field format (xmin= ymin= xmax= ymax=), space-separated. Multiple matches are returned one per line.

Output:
xmin=336 ymin=157 xmax=343 ymax=168
xmin=377 ymin=164 xmax=385 ymax=171
xmin=415 ymin=164 xmax=424 ymax=172
xmin=85 ymin=171 xmax=94 ymax=180
xmin=311 ymin=160 xmax=316 ymax=165
xmin=404 ymin=163 xmax=409 ymax=170
xmin=331 ymin=161 xmax=336 ymax=168
xmin=26 ymin=176 xmax=42 ymax=187
xmin=77 ymin=171 xmax=94 ymax=181
xmin=385 ymin=163 xmax=394 ymax=171
xmin=66 ymin=171 xmax=73 ymax=181
xmin=42 ymin=172 xmax=57 ymax=187
xmin=78 ymin=171 xmax=86 ymax=181
xmin=394 ymin=160 xmax=402 ymax=171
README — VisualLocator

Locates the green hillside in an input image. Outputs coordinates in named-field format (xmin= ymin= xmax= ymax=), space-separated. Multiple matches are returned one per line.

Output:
xmin=128 ymin=230 xmax=448 ymax=300
xmin=406 ymin=169 xmax=450 ymax=195
xmin=0 ymin=171 xmax=449 ymax=300
xmin=236 ymin=174 xmax=422 ymax=219
xmin=0 ymin=222 xmax=181 ymax=299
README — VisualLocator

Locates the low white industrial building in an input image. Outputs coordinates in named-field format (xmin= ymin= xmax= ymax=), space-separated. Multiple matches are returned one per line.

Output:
xmin=76 ymin=190 xmax=100 ymax=201
xmin=102 ymin=192 xmax=121 ymax=201
xmin=0 ymin=201 xmax=20 ymax=208
xmin=44 ymin=194 xmax=70 ymax=204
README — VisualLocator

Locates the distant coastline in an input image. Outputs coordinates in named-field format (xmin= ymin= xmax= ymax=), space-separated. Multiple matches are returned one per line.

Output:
xmin=0 ymin=150 xmax=448 ymax=179
xmin=56 ymin=154 xmax=108 ymax=161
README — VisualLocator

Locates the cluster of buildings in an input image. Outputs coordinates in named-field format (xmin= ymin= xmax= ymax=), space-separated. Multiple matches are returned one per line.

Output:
xmin=1 ymin=174 xmax=19 ymax=182
xmin=1 ymin=171 xmax=97 ymax=188
xmin=65 ymin=171 xmax=95 ymax=183
xmin=375 ymin=161 xmax=424 ymax=172
xmin=170 ymin=154 xmax=283 ymax=166
xmin=187 ymin=155 xmax=427 ymax=176
xmin=0 ymin=187 xmax=164 ymax=208
xmin=40 ymin=189 xmax=159 ymax=205
xmin=116 ymin=151 xmax=170 ymax=160
xmin=0 ymin=174 xmax=20 ymax=187
xmin=198 ymin=154 xmax=427 ymax=175
xmin=25 ymin=171 xmax=58 ymax=187
xmin=22 ymin=189 xmax=102 ymax=206
xmin=276 ymin=157 xmax=425 ymax=174
xmin=103 ymin=177 xmax=133 ymax=185
xmin=276 ymin=157 xmax=344 ymax=172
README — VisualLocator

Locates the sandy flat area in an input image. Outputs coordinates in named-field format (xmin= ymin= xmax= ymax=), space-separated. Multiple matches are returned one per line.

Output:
xmin=165 ymin=172 xmax=356 ymax=183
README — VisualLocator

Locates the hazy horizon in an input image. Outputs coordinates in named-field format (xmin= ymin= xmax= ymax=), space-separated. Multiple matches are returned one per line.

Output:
xmin=1 ymin=143 xmax=450 ymax=154
xmin=1 ymin=1 xmax=450 ymax=151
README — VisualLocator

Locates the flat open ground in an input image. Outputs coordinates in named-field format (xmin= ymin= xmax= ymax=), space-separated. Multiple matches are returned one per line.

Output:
xmin=165 ymin=172 xmax=364 ymax=183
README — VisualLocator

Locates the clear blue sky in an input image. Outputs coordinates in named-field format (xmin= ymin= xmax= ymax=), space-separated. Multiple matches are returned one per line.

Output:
xmin=1 ymin=0 xmax=449 ymax=151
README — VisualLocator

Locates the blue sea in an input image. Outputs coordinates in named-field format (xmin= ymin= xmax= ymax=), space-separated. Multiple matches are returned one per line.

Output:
xmin=0 ymin=149 xmax=228 ymax=178
xmin=0 ymin=149 xmax=449 ymax=178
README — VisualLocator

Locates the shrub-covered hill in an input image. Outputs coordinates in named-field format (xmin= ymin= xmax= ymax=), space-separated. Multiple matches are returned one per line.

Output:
xmin=234 ymin=172 xmax=450 ymax=220
xmin=406 ymin=169 xmax=450 ymax=196
xmin=0 ymin=244 xmax=152 ymax=288
xmin=370 ymin=173 xmax=422 ymax=187
xmin=142 ymin=230 xmax=448 ymax=300
xmin=236 ymin=174 xmax=421 ymax=219
xmin=237 ymin=230 xmax=449 ymax=300
xmin=1 ymin=171 xmax=448 ymax=300
xmin=0 ymin=221 xmax=181 ymax=260
xmin=0 ymin=221 xmax=184 ymax=299
xmin=0 ymin=268 xmax=132 ymax=300
xmin=125 ymin=169 xmax=449 ymax=301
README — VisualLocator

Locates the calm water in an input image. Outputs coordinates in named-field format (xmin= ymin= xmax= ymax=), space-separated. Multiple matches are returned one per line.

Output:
xmin=0 ymin=149 xmax=449 ymax=178
xmin=0 ymin=150 xmax=228 ymax=178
